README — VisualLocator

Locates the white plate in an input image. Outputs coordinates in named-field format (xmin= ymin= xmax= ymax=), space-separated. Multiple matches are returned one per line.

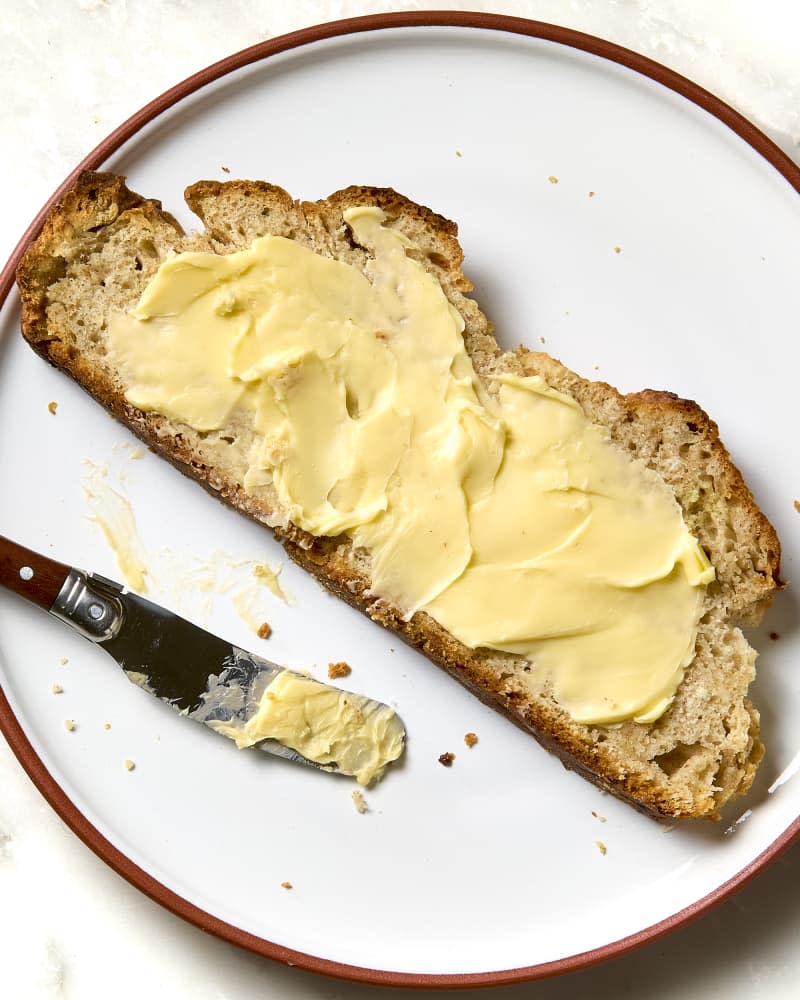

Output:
xmin=1 ymin=16 xmax=799 ymax=986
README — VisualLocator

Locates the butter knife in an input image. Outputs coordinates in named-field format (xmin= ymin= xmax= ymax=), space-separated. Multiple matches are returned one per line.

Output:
xmin=0 ymin=534 xmax=404 ymax=773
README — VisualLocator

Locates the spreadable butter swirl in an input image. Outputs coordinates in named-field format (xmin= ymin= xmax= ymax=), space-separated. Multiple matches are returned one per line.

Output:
xmin=108 ymin=207 xmax=714 ymax=725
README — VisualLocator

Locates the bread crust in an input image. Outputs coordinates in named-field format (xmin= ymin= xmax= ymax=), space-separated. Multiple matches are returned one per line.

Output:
xmin=17 ymin=171 xmax=781 ymax=819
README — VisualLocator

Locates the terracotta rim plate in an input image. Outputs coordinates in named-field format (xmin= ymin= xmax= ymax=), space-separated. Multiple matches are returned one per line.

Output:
xmin=1 ymin=12 xmax=799 ymax=988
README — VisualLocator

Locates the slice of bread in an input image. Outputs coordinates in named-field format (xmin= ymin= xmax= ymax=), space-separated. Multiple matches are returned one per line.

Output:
xmin=17 ymin=171 xmax=781 ymax=819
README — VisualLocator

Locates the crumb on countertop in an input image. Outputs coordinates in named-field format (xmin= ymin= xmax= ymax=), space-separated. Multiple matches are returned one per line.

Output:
xmin=595 ymin=840 xmax=607 ymax=855
xmin=438 ymin=751 xmax=456 ymax=767
xmin=257 ymin=621 xmax=272 ymax=640
xmin=124 ymin=759 xmax=136 ymax=771
xmin=548 ymin=175 xmax=559 ymax=184
xmin=281 ymin=881 xmax=293 ymax=890
xmin=352 ymin=790 xmax=367 ymax=814
xmin=464 ymin=732 xmax=478 ymax=748
xmin=328 ymin=660 xmax=352 ymax=679
xmin=47 ymin=401 xmax=58 ymax=415
xmin=51 ymin=683 xmax=63 ymax=694
xmin=64 ymin=719 xmax=75 ymax=732
xmin=769 ymin=632 xmax=780 ymax=641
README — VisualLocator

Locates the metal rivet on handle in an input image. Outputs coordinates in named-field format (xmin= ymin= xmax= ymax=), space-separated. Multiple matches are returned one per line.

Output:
xmin=19 ymin=566 xmax=34 ymax=581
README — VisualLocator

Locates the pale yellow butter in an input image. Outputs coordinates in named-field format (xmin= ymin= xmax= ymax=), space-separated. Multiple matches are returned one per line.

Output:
xmin=108 ymin=208 xmax=714 ymax=726
xmin=208 ymin=671 xmax=405 ymax=785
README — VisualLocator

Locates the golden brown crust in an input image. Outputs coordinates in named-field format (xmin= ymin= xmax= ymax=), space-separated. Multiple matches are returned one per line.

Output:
xmin=16 ymin=171 xmax=781 ymax=819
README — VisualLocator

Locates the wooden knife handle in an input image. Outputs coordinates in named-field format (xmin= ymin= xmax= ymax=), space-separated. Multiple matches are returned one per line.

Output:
xmin=0 ymin=535 xmax=71 ymax=611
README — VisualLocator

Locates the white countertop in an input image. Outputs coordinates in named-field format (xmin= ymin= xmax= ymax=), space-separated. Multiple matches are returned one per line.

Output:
xmin=1 ymin=3 xmax=799 ymax=997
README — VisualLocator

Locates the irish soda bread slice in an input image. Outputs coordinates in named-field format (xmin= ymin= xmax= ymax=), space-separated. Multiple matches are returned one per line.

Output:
xmin=17 ymin=172 xmax=781 ymax=819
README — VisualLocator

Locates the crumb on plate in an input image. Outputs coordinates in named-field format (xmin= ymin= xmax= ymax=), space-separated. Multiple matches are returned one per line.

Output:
xmin=51 ymin=683 xmax=63 ymax=694
xmin=281 ymin=881 xmax=293 ymax=890
xmin=464 ymin=732 xmax=478 ymax=748
xmin=592 ymin=811 xmax=607 ymax=823
xmin=548 ymin=175 xmax=559 ymax=184
xmin=328 ymin=660 xmax=352 ymax=679
xmin=257 ymin=621 xmax=272 ymax=639
xmin=47 ymin=401 xmax=58 ymax=415
xmin=124 ymin=759 xmax=136 ymax=771
xmin=438 ymin=751 xmax=456 ymax=767
xmin=352 ymin=790 xmax=367 ymax=814
xmin=64 ymin=719 xmax=75 ymax=732
xmin=595 ymin=840 xmax=607 ymax=855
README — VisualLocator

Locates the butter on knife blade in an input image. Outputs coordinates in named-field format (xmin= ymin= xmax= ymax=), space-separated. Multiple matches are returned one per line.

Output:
xmin=0 ymin=535 xmax=405 ymax=784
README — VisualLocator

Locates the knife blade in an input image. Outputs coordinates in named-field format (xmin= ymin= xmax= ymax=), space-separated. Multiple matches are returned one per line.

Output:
xmin=0 ymin=534 xmax=405 ymax=774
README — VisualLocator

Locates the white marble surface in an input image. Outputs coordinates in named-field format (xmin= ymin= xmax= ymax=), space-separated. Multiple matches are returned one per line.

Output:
xmin=1 ymin=2 xmax=799 ymax=997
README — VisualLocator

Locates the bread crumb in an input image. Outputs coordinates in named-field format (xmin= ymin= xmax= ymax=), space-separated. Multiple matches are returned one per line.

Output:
xmin=588 ymin=190 xmax=596 ymax=198
xmin=221 ymin=165 xmax=231 ymax=173
xmin=47 ymin=401 xmax=58 ymax=415
xmin=464 ymin=732 xmax=478 ymax=748
xmin=438 ymin=751 xmax=456 ymax=767
xmin=769 ymin=632 xmax=780 ymax=641
xmin=592 ymin=811 xmax=607 ymax=823
xmin=124 ymin=759 xmax=136 ymax=771
xmin=539 ymin=336 xmax=546 ymax=344
xmin=328 ymin=661 xmax=352 ymax=679
xmin=548 ymin=175 xmax=559 ymax=184
xmin=661 ymin=824 xmax=675 ymax=833
xmin=64 ymin=720 xmax=75 ymax=732
xmin=281 ymin=881 xmax=293 ymax=890
xmin=257 ymin=621 xmax=272 ymax=639
xmin=793 ymin=498 xmax=800 ymax=513
xmin=595 ymin=840 xmax=607 ymax=855
xmin=59 ymin=657 xmax=69 ymax=665
xmin=128 ymin=447 xmax=145 ymax=460
xmin=613 ymin=245 xmax=622 ymax=254
xmin=103 ymin=722 xmax=112 ymax=730
xmin=51 ymin=683 xmax=63 ymax=694
xmin=455 ymin=149 xmax=463 ymax=158
xmin=352 ymin=790 xmax=367 ymax=814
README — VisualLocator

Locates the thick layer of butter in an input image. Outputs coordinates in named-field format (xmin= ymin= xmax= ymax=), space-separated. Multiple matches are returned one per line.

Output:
xmin=208 ymin=671 xmax=405 ymax=785
xmin=108 ymin=209 xmax=714 ymax=725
